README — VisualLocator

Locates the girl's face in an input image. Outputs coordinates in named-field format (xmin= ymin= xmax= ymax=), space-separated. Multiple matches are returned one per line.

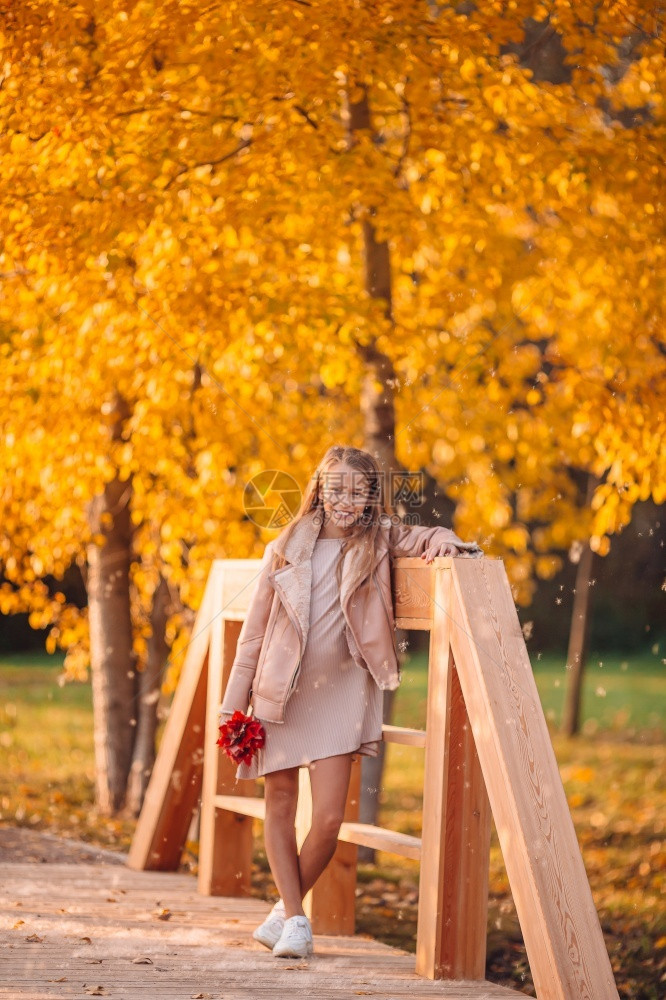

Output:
xmin=320 ymin=462 xmax=371 ymax=530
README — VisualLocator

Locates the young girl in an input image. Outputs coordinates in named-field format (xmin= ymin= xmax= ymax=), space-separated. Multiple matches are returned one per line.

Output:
xmin=219 ymin=445 xmax=482 ymax=958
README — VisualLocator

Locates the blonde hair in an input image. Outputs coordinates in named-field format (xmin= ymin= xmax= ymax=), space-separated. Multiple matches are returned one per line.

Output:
xmin=270 ymin=444 xmax=395 ymax=593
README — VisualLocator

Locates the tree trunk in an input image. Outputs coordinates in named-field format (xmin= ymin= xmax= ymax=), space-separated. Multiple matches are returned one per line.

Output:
xmin=347 ymin=87 xmax=407 ymax=860
xmin=561 ymin=474 xmax=598 ymax=737
xmin=126 ymin=574 xmax=171 ymax=816
xmin=86 ymin=395 xmax=136 ymax=814
xmin=561 ymin=539 xmax=596 ymax=737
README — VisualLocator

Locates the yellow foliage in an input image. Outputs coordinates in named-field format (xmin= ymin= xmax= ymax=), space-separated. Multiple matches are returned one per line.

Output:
xmin=0 ymin=0 xmax=663 ymax=693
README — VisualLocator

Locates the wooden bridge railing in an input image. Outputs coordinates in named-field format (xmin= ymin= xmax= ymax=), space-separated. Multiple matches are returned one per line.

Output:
xmin=129 ymin=556 xmax=619 ymax=1000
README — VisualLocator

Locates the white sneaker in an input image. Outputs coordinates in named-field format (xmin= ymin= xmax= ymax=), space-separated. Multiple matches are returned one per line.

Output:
xmin=252 ymin=899 xmax=285 ymax=949
xmin=272 ymin=914 xmax=313 ymax=958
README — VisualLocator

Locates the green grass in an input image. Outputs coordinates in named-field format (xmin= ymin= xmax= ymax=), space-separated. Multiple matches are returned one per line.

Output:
xmin=393 ymin=646 xmax=666 ymax=737
xmin=0 ymin=650 xmax=132 ymax=847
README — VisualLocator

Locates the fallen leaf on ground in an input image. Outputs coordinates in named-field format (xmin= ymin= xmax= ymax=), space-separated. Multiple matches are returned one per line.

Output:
xmin=132 ymin=956 xmax=153 ymax=965
xmin=26 ymin=933 xmax=43 ymax=942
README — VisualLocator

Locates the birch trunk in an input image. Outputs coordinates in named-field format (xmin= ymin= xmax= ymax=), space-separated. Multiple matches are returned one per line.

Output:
xmin=86 ymin=394 xmax=135 ymax=813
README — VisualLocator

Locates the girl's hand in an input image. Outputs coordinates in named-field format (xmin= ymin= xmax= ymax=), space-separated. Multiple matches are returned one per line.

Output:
xmin=420 ymin=543 xmax=461 ymax=563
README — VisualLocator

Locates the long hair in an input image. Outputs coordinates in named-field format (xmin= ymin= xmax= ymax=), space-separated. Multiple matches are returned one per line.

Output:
xmin=270 ymin=445 xmax=395 ymax=593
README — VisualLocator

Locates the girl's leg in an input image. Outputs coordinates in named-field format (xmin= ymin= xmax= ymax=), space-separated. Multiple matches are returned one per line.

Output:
xmin=297 ymin=752 xmax=354 ymax=897
xmin=263 ymin=765 xmax=304 ymax=919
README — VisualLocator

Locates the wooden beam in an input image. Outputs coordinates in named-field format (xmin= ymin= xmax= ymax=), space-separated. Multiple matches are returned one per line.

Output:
xmin=198 ymin=603 xmax=252 ymax=896
xmin=449 ymin=558 xmax=619 ymax=1000
xmin=416 ymin=567 xmax=491 ymax=981
xmin=215 ymin=793 xmax=265 ymax=819
xmin=127 ymin=581 xmax=214 ymax=871
xmin=393 ymin=556 xmax=451 ymax=627
xmin=382 ymin=723 xmax=427 ymax=747
xmin=338 ymin=821 xmax=421 ymax=861
xmin=395 ymin=616 xmax=432 ymax=630
xmin=3 ymin=859 xmax=526 ymax=999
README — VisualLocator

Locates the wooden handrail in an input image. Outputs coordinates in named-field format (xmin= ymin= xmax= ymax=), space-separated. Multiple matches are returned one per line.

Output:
xmin=381 ymin=723 xmax=426 ymax=747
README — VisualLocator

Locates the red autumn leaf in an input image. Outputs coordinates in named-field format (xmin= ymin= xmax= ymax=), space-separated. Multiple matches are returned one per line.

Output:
xmin=217 ymin=710 xmax=265 ymax=765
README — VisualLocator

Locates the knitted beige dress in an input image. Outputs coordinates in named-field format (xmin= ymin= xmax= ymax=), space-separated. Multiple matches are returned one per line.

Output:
xmin=234 ymin=536 xmax=384 ymax=780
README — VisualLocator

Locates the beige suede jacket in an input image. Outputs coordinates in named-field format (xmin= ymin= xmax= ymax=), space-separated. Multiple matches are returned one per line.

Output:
xmin=219 ymin=508 xmax=482 ymax=724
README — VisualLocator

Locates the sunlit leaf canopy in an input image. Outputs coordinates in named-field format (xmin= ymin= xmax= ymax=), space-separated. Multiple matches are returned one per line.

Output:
xmin=0 ymin=1 xmax=664 ymax=680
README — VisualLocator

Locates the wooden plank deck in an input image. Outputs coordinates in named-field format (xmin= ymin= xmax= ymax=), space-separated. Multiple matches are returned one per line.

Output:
xmin=0 ymin=861 xmax=522 ymax=999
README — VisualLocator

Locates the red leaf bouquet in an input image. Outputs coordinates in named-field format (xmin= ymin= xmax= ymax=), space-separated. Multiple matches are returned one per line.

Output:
xmin=217 ymin=710 xmax=266 ymax=765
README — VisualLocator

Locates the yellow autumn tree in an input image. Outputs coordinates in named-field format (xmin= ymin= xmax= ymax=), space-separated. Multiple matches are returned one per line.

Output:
xmin=1 ymin=1 xmax=664 ymax=809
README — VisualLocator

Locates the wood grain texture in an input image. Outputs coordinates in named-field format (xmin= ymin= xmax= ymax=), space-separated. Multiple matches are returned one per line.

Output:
xmin=416 ymin=568 xmax=491 ymax=982
xmin=338 ymin=821 xmax=421 ymax=861
xmin=127 ymin=576 xmax=215 ymax=872
xmin=215 ymin=793 xmax=266 ymax=819
xmin=198 ymin=609 xmax=251 ymax=897
xmin=449 ymin=663 xmax=491 ymax=979
xmin=0 ymin=861 xmax=520 ymax=999
xmin=449 ymin=558 xmax=619 ymax=1000
xmin=382 ymin=724 xmax=427 ymax=747
xmin=393 ymin=557 xmax=451 ymax=625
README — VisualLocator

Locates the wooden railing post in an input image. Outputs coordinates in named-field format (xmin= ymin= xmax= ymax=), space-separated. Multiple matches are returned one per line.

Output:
xmin=127 ymin=581 xmax=215 ymax=872
xmin=198 ymin=610 xmax=253 ymax=896
xmin=448 ymin=558 xmax=619 ymax=999
xmin=415 ymin=564 xmax=492 ymax=980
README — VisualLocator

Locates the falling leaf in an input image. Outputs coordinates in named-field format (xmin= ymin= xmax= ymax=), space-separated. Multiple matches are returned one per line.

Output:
xmin=153 ymin=907 xmax=171 ymax=921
